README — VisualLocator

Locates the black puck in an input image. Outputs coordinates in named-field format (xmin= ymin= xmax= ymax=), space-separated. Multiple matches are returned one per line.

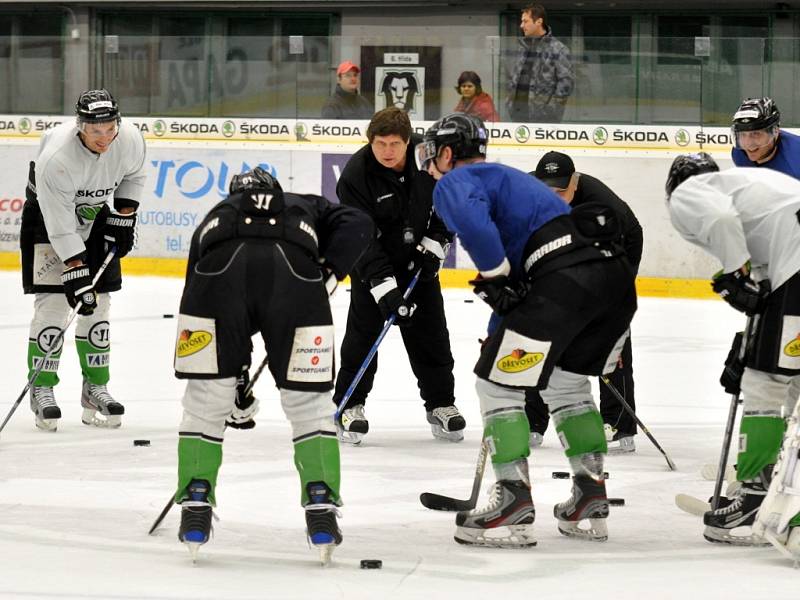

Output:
xmin=464 ymin=299 xmax=474 ymax=303
xmin=552 ymin=471 xmax=609 ymax=479
xmin=360 ymin=559 xmax=382 ymax=569
xmin=163 ymin=314 xmax=174 ymax=319
xmin=609 ymin=497 xmax=625 ymax=507
xmin=133 ymin=439 xmax=151 ymax=447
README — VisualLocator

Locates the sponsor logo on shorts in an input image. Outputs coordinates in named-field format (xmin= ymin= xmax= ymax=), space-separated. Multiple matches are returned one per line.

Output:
xmin=784 ymin=334 xmax=800 ymax=357
xmin=496 ymin=348 xmax=544 ymax=373
xmin=176 ymin=329 xmax=213 ymax=358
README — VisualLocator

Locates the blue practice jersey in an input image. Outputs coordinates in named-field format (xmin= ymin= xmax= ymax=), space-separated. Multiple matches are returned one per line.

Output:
xmin=433 ymin=162 xmax=568 ymax=280
xmin=731 ymin=129 xmax=800 ymax=180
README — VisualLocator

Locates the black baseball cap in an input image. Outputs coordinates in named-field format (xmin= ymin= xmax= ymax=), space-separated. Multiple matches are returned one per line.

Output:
xmin=532 ymin=151 xmax=575 ymax=189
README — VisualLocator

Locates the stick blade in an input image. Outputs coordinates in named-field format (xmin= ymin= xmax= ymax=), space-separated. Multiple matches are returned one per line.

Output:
xmin=419 ymin=492 xmax=474 ymax=512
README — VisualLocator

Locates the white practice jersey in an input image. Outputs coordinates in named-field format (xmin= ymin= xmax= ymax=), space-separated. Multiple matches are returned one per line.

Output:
xmin=669 ymin=167 xmax=800 ymax=290
xmin=34 ymin=120 xmax=146 ymax=261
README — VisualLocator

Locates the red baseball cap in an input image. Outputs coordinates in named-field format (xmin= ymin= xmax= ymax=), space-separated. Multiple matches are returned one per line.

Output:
xmin=337 ymin=61 xmax=360 ymax=76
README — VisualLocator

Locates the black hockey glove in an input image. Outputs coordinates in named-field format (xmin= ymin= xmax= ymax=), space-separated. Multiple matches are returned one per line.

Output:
xmin=711 ymin=270 xmax=770 ymax=315
xmin=103 ymin=211 xmax=137 ymax=258
xmin=371 ymin=277 xmax=417 ymax=326
xmin=226 ymin=368 xmax=259 ymax=430
xmin=719 ymin=331 xmax=746 ymax=395
xmin=408 ymin=236 xmax=449 ymax=281
xmin=469 ymin=273 xmax=526 ymax=316
xmin=61 ymin=264 xmax=97 ymax=316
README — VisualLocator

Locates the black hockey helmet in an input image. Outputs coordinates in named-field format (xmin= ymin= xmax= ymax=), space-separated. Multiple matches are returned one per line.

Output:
xmin=229 ymin=167 xmax=283 ymax=194
xmin=416 ymin=112 xmax=488 ymax=171
xmin=731 ymin=97 xmax=780 ymax=133
xmin=75 ymin=89 xmax=120 ymax=124
xmin=665 ymin=152 xmax=720 ymax=199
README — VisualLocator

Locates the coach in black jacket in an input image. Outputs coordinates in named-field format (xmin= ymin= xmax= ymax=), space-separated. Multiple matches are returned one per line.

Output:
xmin=333 ymin=107 xmax=465 ymax=444
xmin=527 ymin=151 xmax=643 ymax=452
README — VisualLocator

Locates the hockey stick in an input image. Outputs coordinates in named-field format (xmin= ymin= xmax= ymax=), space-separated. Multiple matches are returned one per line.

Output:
xmin=148 ymin=353 xmax=269 ymax=535
xmin=420 ymin=439 xmax=488 ymax=511
xmin=600 ymin=375 xmax=677 ymax=471
xmin=335 ymin=269 xmax=421 ymax=420
xmin=0 ymin=247 xmax=117 ymax=438
xmin=710 ymin=314 xmax=757 ymax=511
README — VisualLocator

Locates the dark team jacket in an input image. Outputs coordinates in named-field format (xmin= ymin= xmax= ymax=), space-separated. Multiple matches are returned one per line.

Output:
xmin=572 ymin=173 xmax=643 ymax=272
xmin=186 ymin=188 xmax=373 ymax=281
xmin=320 ymin=85 xmax=374 ymax=120
xmin=336 ymin=133 xmax=453 ymax=284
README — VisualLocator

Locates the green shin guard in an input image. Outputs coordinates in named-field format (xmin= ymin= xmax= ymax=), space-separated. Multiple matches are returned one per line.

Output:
xmin=27 ymin=340 xmax=60 ymax=387
xmin=555 ymin=409 xmax=608 ymax=458
xmin=737 ymin=416 xmax=785 ymax=481
xmin=76 ymin=338 xmax=110 ymax=385
xmin=295 ymin=435 xmax=341 ymax=506
xmin=484 ymin=411 xmax=531 ymax=466
xmin=176 ymin=437 xmax=223 ymax=504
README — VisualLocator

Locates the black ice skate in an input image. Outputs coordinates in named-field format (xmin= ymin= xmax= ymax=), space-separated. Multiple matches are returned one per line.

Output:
xmin=554 ymin=474 xmax=610 ymax=541
xmin=81 ymin=379 xmax=124 ymax=428
xmin=454 ymin=479 xmax=537 ymax=548
xmin=703 ymin=467 xmax=772 ymax=546
xmin=605 ymin=424 xmax=635 ymax=454
xmin=304 ymin=481 xmax=342 ymax=565
xmin=337 ymin=405 xmax=368 ymax=445
xmin=427 ymin=405 xmax=466 ymax=442
xmin=29 ymin=386 xmax=61 ymax=432
xmin=178 ymin=479 xmax=214 ymax=562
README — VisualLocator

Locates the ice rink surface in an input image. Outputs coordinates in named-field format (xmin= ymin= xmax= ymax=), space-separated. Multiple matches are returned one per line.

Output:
xmin=0 ymin=271 xmax=797 ymax=599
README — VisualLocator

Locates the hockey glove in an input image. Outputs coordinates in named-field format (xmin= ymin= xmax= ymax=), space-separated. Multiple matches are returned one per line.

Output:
xmin=409 ymin=236 xmax=449 ymax=281
xmin=103 ymin=210 xmax=137 ymax=258
xmin=226 ymin=368 xmax=259 ymax=430
xmin=719 ymin=331 xmax=745 ymax=395
xmin=711 ymin=270 xmax=770 ymax=315
xmin=469 ymin=273 xmax=526 ymax=316
xmin=320 ymin=264 xmax=339 ymax=296
xmin=370 ymin=276 xmax=417 ymax=326
xmin=61 ymin=264 xmax=97 ymax=316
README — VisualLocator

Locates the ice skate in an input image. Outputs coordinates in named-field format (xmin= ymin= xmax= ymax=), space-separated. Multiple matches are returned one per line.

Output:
xmin=605 ymin=424 xmax=635 ymax=454
xmin=454 ymin=479 xmax=537 ymax=548
xmin=336 ymin=405 xmax=367 ymax=445
xmin=703 ymin=467 xmax=771 ymax=546
xmin=554 ymin=474 xmax=610 ymax=541
xmin=29 ymin=386 xmax=61 ymax=432
xmin=178 ymin=479 xmax=214 ymax=562
xmin=81 ymin=379 xmax=124 ymax=428
xmin=427 ymin=405 xmax=466 ymax=442
xmin=304 ymin=482 xmax=342 ymax=566
xmin=529 ymin=431 xmax=544 ymax=448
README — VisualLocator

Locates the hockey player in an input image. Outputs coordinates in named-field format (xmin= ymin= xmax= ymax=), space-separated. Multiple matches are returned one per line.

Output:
xmin=332 ymin=107 xmax=465 ymax=444
xmin=731 ymin=97 xmax=800 ymax=179
xmin=665 ymin=153 xmax=800 ymax=547
xmin=172 ymin=168 xmax=372 ymax=563
xmin=19 ymin=89 xmax=145 ymax=431
xmin=417 ymin=113 xmax=637 ymax=547
xmin=527 ymin=151 xmax=643 ymax=453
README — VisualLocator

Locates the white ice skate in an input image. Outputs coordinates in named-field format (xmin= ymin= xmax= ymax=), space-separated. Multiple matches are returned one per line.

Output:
xmin=554 ymin=474 xmax=610 ymax=542
xmin=81 ymin=380 xmax=124 ymax=428
xmin=454 ymin=479 xmax=537 ymax=548
xmin=30 ymin=386 xmax=61 ymax=432
xmin=427 ymin=405 xmax=466 ymax=442
xmin=337 ymin=405 xmax=367 ymax=445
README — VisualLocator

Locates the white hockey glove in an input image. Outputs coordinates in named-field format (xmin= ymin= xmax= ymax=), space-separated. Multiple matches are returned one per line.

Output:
xmin=226 ymin=368 xmax=259 ymax=430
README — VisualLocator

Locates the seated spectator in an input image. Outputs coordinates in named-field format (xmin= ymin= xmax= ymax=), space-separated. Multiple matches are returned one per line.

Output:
xmin=321 ymin=61 xmax=374 ymax=120
xmin=453 ymin=71 xmax=500 ymax=123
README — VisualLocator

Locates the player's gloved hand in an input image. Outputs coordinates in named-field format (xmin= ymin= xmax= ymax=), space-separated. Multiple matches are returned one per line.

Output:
xmin=719 ymin=331 xmax=745 ymax=395
xmin=226 ymin=368 xmax=259 ymax=430
xmin=711 ymin=269 xmax=770 ymax=315
xmin=61 ymin=264 xmax=97 ymax=316
xmin=469 ymin=273 xmax=526 ymax=316
xmin=370 ymin=276 xmax=417 ymax=326
xmin=103 ymin=210 xmax=137 ymax=258
xmin=408 ymin=236 xmax=449 ymax=281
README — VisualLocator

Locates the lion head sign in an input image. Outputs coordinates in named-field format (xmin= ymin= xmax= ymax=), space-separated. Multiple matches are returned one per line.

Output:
xmin=375 ymin=67 xmax=425 ymax=117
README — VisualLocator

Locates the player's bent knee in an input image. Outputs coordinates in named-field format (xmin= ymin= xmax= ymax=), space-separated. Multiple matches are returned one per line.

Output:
xmin=180 ymin=377 xmax=236 ymax=440
xmin=280 ymin=389 xmax=335 ymax=439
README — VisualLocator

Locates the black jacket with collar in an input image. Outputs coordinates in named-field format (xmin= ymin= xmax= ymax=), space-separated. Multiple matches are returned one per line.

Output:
xmin=336 ymin=133 xmax=453 ymax=284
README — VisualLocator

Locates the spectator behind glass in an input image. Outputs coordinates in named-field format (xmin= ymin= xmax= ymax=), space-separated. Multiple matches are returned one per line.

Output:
xmin=321 ymin=61 xmax=374 ymax=120
xmin=506 ymin=4 xmax=574 ymax=123
xmin=453 ymin=71 xmax=500 ymax=123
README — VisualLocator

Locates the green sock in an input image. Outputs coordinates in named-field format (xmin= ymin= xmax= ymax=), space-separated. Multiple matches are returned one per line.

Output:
xmin=76 ymin=337 xmax=109 ymax=385
xmin=294 ymin=434 xmax=341 ymax=505
xmin=27 ymin=340 xmax=60 ymax=387
xmin=737 ymin=416 xmax=784 ymax=480
xmin=176 ymin=437 xmax=223 ymax=504
xmin=484 ymin=410 xmax=530 ymax=465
